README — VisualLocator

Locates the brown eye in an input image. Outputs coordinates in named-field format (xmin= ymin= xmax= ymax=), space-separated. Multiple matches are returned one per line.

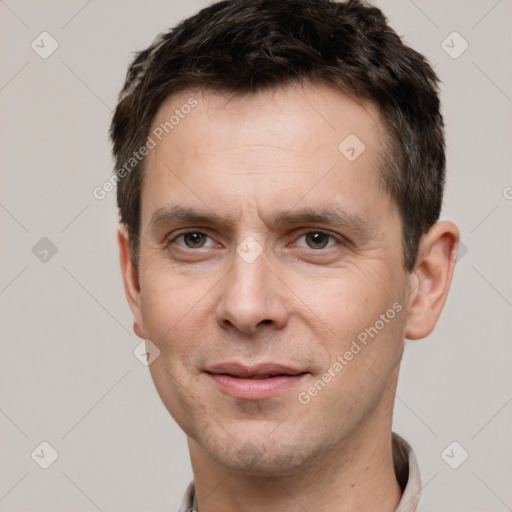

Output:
xmin=304 ymin=232 xmax=331 ymax=249
xmin=183 ymin=232 xmax=207 ymax=248
xmin=171 ymin=231 xmax=214 ymax=249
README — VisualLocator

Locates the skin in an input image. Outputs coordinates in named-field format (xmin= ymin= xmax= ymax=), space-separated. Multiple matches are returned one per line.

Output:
xmin=118 ymin=84 xmax=459 ymax=512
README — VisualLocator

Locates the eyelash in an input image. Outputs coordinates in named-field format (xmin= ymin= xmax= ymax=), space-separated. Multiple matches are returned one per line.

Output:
xmin=166 ymin=229 xmax=345 ymax=251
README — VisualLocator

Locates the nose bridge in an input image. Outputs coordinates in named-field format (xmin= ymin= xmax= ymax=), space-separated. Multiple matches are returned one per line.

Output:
xmin=216 ymin=238 xmax=287 ymax=334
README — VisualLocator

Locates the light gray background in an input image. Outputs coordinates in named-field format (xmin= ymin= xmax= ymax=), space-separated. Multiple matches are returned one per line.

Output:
xmin=0 ymin=1 xmax=510 ymax=511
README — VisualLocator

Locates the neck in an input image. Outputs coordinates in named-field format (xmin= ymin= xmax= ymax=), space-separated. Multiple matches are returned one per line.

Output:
xmin=188 ymin=402 xmax=402 ymax=512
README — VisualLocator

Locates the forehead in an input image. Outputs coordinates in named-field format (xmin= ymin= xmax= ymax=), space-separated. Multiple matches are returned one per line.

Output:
xmin=149 ymin=83 xmax=383 ymax=159
xmin=142 ymin=84 xmax=394 ymax=227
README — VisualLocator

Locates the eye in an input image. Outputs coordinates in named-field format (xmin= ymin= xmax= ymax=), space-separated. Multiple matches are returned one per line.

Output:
xmin=295 ymin=231 xmax=339 ymax=250
xmin=170 ymin=231 xmax=216 ymax=249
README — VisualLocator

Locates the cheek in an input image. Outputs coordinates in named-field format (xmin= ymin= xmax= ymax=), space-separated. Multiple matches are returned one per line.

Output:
xmin=309 ymin=263 xmax=407 ymax=382
xmin=139 ymin=269 xmax=210 ymax=358
xmin=300 ymin=272 xmax=406 ymax=429
xmin=141 ymin=273 xmax=213 ymax=433
xmin=319 ymin=265 xmax=401 ymax=332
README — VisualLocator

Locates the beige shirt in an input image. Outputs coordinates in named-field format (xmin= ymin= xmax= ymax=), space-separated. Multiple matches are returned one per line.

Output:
xmin=177 ymin=432 xmax=422 ymax=512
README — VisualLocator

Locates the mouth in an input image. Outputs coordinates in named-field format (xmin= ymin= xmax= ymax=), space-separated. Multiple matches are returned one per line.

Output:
xmin=205 ymin=362 xmax=308 ymax=400
xmin=226 ymin=373 xmax=298 ymax=380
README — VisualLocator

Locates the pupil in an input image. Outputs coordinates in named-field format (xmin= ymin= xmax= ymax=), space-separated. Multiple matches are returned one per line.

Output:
xmin=187 ymin=233 xmax=204 ymax=247
xmin=308 ymin=232 xmax=327 ymax=249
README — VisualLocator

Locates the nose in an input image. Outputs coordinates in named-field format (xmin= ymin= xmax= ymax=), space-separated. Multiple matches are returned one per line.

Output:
xmin=215 ymin=244 xmax=289 ymax=335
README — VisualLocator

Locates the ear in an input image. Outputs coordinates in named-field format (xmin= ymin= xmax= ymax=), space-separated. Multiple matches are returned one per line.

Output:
xmin=404 ymin=221 xmax=460 ymax=340
xmin=117 ymin=226 xmax=144 ymax=339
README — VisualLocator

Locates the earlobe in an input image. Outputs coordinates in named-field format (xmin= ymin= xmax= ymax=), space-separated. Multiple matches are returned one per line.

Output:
xmin=404 ymin=221 xmax=460 ymax=340
xmin=117 ymin=226 xmax=145 ymax=339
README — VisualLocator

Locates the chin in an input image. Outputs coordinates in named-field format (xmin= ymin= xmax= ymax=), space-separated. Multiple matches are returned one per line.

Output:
xmin=194 ymin=423 xmax=328 ymax=477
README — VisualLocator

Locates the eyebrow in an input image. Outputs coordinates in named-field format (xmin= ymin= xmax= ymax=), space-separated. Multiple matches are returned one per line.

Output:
xmin=150 ymin=204 xmax=375 ymax=237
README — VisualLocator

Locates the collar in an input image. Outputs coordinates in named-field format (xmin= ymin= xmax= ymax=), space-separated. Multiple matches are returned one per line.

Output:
xmin=177 ymin=432 xmax=422 ymax=512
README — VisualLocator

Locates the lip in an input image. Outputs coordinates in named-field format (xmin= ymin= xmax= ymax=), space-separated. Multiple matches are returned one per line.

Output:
xmin=206 ymin=362 xmax=308 ymax=400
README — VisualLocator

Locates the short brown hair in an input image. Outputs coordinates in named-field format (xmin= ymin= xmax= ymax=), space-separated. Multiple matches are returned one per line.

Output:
xmin=110 ymin=0 xmax=445 ymax=271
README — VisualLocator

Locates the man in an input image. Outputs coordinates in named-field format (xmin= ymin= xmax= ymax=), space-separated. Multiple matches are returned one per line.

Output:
xmin=110 ymin=0 xmax=459 ymax=510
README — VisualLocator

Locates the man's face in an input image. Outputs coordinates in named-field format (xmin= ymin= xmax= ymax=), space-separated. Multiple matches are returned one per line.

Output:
xmin=130 ymin=84 xmax=413 ymax=475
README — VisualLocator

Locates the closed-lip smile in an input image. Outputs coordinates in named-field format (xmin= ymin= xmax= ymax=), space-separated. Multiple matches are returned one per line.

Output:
xmin=205 ymin=362 xmax=308 ymax=400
